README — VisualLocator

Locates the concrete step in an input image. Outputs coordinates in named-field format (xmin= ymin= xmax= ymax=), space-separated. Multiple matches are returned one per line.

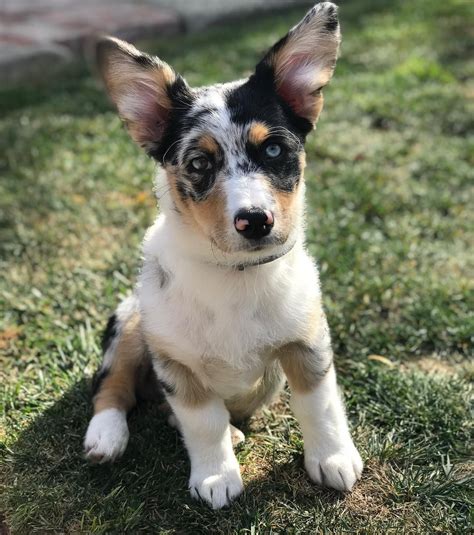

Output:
xmin=0 ymin=0 xmax=182 ymax=84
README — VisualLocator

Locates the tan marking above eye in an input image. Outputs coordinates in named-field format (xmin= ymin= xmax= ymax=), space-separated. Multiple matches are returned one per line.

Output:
xmin=248 ymin=122 xmax=270 ymax=145
xmin=197 ymin=134 xmax=219 ymax=155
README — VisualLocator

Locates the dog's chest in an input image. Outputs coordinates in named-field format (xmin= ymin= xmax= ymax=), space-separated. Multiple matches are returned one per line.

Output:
xmin=145 ymin=278 xmax=285 ymax=361
xmin=139 ymin=258 xmax=314 ymax=378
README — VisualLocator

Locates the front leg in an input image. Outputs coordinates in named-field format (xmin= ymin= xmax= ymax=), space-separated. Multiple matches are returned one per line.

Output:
xmin=278 ymin=318 xmax=363 ymax=491
xmin=168 ymin=396 xmax=243 ymax=509
xmin=153 ymin=355 xmax=243 ymax=509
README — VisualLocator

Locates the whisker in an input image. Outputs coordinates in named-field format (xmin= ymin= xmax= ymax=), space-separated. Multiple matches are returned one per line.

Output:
xmin=153 ymin=184 xmax=172 ymax=201
xmin=267 ymin=126 xmax=303 ymax=149
xmin=162 ymin=139 xmax=182 ymax=165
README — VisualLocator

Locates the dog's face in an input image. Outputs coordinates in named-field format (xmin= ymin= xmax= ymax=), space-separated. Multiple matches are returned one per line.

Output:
xmin=97 ymin=3 xmax=340 ymax=264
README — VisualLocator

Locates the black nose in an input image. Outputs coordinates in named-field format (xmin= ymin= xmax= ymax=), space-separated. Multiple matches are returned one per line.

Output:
xmin=234 ymin=208 xmax=274 ymax=240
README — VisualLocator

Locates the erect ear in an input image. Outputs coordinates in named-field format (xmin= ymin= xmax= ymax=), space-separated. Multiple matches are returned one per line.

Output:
xmin=96 ymin=36 xmax=190 ymax=154
xmin=256 ymin=2 xmax=341 ymax=126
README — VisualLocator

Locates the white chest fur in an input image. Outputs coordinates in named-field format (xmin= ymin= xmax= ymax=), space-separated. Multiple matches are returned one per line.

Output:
xmin=138 ymin=214 xmax=321 ymax=396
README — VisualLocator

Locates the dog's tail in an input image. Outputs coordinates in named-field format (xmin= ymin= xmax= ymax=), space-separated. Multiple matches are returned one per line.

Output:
xmin=84 ymin=294 xmax=161 ymax=462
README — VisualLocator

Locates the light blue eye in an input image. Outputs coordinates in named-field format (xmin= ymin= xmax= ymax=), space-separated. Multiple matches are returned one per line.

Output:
xmin=265 ymin=143 xmax=281 ymax=158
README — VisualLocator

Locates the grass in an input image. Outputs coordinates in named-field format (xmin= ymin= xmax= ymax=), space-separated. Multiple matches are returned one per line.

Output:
xmin=1 ymin=0 xmax=473 ymax=532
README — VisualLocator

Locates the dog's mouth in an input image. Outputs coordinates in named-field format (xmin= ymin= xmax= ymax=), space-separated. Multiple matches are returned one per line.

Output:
xmin=209 ymin=233 xmax=295 ymax=271
xmin=238 ymin=234 xmax=288 ymax=252
xmin=211 ymin=230 xmax=289 ymax=253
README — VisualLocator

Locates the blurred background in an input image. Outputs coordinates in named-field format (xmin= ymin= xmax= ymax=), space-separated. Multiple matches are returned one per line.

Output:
xmin=1 ymin=0 xmax=314 ymax=83
xmin=1 ymin=1 xmax=473 ymax=534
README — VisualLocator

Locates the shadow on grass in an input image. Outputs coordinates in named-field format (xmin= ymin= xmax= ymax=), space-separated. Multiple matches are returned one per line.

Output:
xmin=4 ymin=380 xmax=347 ymax=534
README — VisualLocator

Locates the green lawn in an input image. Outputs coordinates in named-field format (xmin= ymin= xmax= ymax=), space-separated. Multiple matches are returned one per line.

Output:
xmin=1 ymin=0 xmax=473 ymax=533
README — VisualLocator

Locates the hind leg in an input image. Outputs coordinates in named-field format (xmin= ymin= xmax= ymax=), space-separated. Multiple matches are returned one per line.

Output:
xmin=84 ymin=295 xmax=145 ymax=463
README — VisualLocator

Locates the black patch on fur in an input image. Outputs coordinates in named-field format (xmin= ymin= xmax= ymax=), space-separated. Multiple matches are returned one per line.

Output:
xmin=136 ymin=354 xmax=167 ymax=402
xmin=184 ymin=170 xmax=216 ymax=200
xmin=91 ymin=367 xmax=109 ymax=396
xmin=146 ymin=26 xmax=315 ymax=197
xmin=218 ymin=34 xmax=318 ymax=192
xmin=101 ymin=314 xmax=117 ymax=354
xmin=133 ymin=52 xmax=157 ymax=69
xmin=158 ymin=378 xmax=175 ymax=395
xmin=239 ymin=11 xmax=330 ymax=135
xmin=324 ymin=5 xmax=339 ymax=32
xmin=176 ymin=137 xmax=224 ymax=201
xmin=248 ymin=49 xmax=313 ymax=135
xmin=224 ymin=66 xmax=309 ymax=193
xmin=246 ymin=136 xmax=302 ymax=192
xmin=149 ymin=75 xmax=196 ymax=163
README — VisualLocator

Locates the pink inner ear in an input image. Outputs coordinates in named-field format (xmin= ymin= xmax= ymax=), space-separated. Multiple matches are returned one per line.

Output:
xmin=276 ymin=54 xmax=320 ymax=120
xmin=118 ymin=80 xmax=170 ymax=147
xmin=135 ymin=101 xmax=169 ymax=146
xmin=278 ymin=80 xmax=309 ymax=118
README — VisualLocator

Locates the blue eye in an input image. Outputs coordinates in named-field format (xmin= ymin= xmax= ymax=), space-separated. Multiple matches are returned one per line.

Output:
xmin=265 ymin=143 xmax=282 ymax=158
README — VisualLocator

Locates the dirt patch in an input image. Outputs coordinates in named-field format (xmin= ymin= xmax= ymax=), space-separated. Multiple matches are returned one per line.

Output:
xmin=240 ymin=446 xmax=273 ymax=482
xmin=453 ymin=461 xmax=474 ymax=481
xmin=343 ymin=459 xmax=396 ymax=519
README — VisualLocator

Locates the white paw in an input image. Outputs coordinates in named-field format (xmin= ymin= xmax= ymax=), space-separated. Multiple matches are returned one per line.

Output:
xmin=84 ymin=408 xmax=129 ymax=463
xmin=189 ymin=460 xmax=244 ymax=509
xmin=305 ymin=445 xmax=363 ymax=492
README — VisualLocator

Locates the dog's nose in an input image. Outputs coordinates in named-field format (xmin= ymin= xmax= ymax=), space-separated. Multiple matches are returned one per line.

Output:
xmin=234 ymin=208 xmax=274 ymax=240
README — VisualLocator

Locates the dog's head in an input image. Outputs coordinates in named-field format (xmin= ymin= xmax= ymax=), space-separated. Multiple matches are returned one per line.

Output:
xmin=97 ymin=2 xmax=340 ymax=267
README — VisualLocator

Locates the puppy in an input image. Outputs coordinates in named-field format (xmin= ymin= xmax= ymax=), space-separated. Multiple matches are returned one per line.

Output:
xmin=84 ymin=2 xmax=363 ymax=509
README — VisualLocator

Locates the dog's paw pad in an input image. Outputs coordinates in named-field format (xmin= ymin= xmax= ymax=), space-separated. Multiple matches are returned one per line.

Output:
xmin=305 ymin=446 xmax=363 ymax=492
xmin=84 ymin=408 xmax=129 ymax=463
xmin=189 ymin=466 xmax=243 ymax=509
